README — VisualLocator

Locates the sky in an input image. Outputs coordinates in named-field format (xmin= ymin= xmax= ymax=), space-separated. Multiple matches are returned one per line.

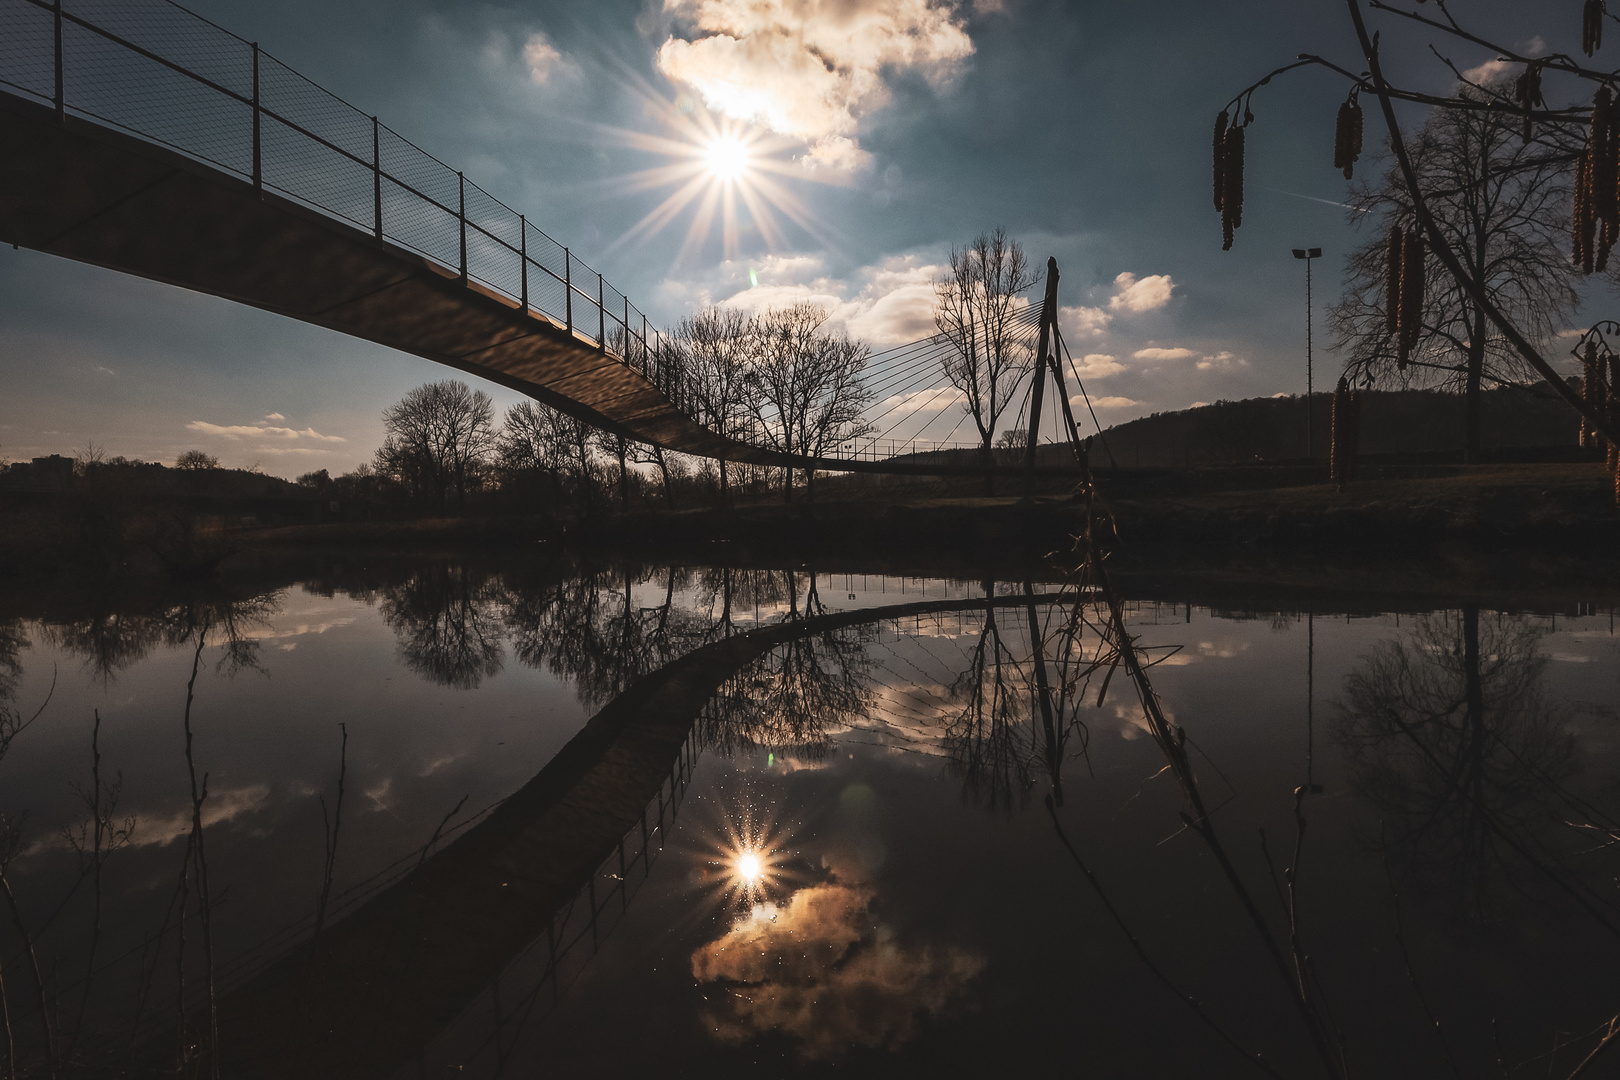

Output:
xmin=0 ymin=0 xmax=1593 ymax=474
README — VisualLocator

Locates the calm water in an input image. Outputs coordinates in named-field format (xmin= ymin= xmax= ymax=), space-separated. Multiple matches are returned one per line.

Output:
xmin=1 ymin=555 xmax=1617 ymax=1077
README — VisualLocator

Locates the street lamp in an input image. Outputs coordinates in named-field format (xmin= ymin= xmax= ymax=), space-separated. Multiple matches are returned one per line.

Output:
xmin=1292 ymin=247 xmax=1322 ymax=463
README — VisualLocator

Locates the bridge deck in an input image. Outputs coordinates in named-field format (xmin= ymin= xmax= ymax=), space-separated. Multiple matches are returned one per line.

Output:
xmin=0 ymin=92 xmax=1083 ymax=479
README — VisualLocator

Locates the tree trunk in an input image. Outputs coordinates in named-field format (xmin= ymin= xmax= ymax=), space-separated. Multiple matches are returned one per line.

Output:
xmin=805 ymin=467 xmax=815 ymax=504
xmin=655 ymin=447 xmax=674 ymax=509
xmin=616 ymin=445 xmax=629 ymax=511
xmin=980 ymin=436 xmax=995 ymax=496
xmin=783 ymin=466 xmax=793 ymax=505
xmin=719 ymin=458 xmax=729 ymax=509
xmin=1464 ymin=306 xmax=1485 ymax=464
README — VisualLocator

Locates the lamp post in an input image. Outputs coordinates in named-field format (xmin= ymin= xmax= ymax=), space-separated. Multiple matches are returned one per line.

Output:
xmin=1292 ymin=247 xmax=1321 ymax=463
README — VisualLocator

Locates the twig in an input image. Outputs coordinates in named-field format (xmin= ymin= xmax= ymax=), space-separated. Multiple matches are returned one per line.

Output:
xmin=314 ymin=723 xmax=348 ymax=938
xmin=0 ymin=817 xmax=55 ymax=1080
xmin=1565 ymin=1015 xmax=1620 ymax=1079
xmin=1382 ymin=825 xmax=1466 ymax=1078
xmin=1044 ymin=796 xmax=1283 ymax=1078
xmin=418 ymin=794 xmax=469 ymax=871
xmin=180 ymin=625 xmax=219 ymax=1079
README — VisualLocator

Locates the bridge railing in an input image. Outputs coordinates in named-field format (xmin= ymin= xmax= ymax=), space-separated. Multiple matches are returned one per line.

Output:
xmin=0 ymin=0 xmax=965 ymax=468
xmin=0 ymin=0 xmax=669 ymax=385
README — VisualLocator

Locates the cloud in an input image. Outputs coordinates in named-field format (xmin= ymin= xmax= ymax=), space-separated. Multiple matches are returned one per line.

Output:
xmin=1133 ymin=346 xmax=1196 ymax=361
xmin=655 ymin=0 xmax=976 ymax=171
xmin=126 ymin=785 xmax=271 ymax=848
xmin=1059 ymin=272 xmax=1175 ymax=339
xmin=1195 ymin=350 xmax=1248 ymax=371
xmin=186 ymin=421 xmax=345 ymax=442
xmin=692 ymin=881 xmax=984 ymax=1060
xmin=94 ymin=365 xmax=116 ymax=376
xmin=1460 ymin=57 xmax=1512 ymax=84
xmin=263 ymin=412 xmax=285 ymax=421
xmin=1071 ymin=353 xmax=1124 ymax=379
xmin=1106 ymin=271 xmax=1174 ymax=314
xmin=523 ymin=31 xmax=565 ymax=83
xmin=1072 ymin=395 xmax=1140 ymax=409
xmin=669 ymin=252 xmax=948 ymax=345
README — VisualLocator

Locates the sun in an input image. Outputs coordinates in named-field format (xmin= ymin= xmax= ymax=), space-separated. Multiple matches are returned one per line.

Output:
xmin=704 ymin=133 xmax=752 ymax=183
xmin=735 ymin=851 xmax=763 ymax=883
xmin=596 ymin=81 xmax=841 ymax=263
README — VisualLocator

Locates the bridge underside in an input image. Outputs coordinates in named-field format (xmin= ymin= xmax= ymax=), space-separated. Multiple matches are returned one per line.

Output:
xmin=0 ymin=92 xmax=1084 ymax=479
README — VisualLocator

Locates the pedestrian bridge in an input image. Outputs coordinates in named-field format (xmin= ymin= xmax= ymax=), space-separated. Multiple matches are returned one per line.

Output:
xmin=0 ymin=0 xmax=1086 ymax=478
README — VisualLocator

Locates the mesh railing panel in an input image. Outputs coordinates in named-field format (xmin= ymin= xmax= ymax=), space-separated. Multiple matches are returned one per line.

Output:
xmin=63 ymin=16 xmax=252 ymax=175
xmin=381 ymin=176 xmax=458 ymax=266
xmin=0 ymin=0 xmax=55 ymax=100
xmin=258 ymin=54 xmax=371 ymax=164
xmin=260 ymin=113 xmax=373 ymax=229
xmin=68 ymin=0 xmax=250 ymax=100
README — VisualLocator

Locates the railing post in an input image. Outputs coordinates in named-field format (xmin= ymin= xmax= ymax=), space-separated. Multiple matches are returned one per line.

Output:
xmin=564 ymin=249 xmax=572 ymax=333
xmin=251 ymin=44 xmax=260 ymax=188
xmin=597 ymin=273 xmax=605 ymax=350
xmin=371 ymin=116 xmax=380 ymax=238
xmin=624 ymin=296 xmax=631 ymax=364
xmin=519 ymin=215 xmax=528 ymax=311
xmin=457 ymin=172 xmax=467 ymax=281
xmin=53 ymin=0 xmax=62 ymax=122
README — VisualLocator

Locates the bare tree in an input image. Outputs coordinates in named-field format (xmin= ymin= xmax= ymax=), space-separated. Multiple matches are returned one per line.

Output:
xmin=935 ymin=228 xmax=1038 ymax=490
xmin=742 ymin=304 xmax=875 ymax=504
xmin=497 ymin=400 xmax=601 ymax=512
xmin=376 ymin=380 xmax=497 ymax=514
xmin=673 ymin=306 xmax=754 ymax=504
xmin=173 ymin=450 xmax=219 ymax=471
xmin=1330 ymin=80 xmax=1581 ymax=461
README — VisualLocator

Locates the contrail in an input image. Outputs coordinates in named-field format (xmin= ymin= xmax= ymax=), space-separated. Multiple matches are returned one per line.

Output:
xmin=1263 ymin=186 xmax=1371 ymax=213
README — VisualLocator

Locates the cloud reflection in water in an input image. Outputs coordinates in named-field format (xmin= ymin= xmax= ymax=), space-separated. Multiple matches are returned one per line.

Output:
xmin=690 ymin=879 xmax=984 ymax=1060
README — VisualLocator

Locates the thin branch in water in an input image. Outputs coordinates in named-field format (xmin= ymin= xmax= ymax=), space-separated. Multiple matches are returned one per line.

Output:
xmin=417 ymin=794 xmax=469 ymax=872
xmin=315 ymin=723 xmax=348 ymax=938
xmin=0 ymin=814 xmax=56 ymax=1080
xmin=1381 ymin=823 xmax=1466 ymax=1079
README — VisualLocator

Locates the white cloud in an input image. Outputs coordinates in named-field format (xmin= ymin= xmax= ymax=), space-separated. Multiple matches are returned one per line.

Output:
xmin=94 ymin=365 xmax=116 ymax=377
xmin=671 ymin=252 xmax=949 ymax=346
xmin=523 ymin=31 xmax=565 ymax=83
xmin=1133 ymin=347 xmax=1196 ymax=361
xmin=1195 ymin=350 xmax=1248 ymax=371
xmin=1059 ymin=272 xmax=1174 ymax=339
xmin=1073 ymin=395 xmax=1140 ymax=409
xmin=127 ymin=785 xmax=271 ymax=849
xmin=1061 ymin=305 xmax=1111 ymax=338
xmin=1106 ymin=271 xmax=1174 ymax=314
xmin=656 ymin=0 xmax=975 ymax=171
xmin=1189 ymin=400 xmax=1210 ymax=409
xmin=187 ymin=421 xmax=345 ymax=443
xmin=1071 ymin=353 xmax=1124 ymax=379
xmin=1460 ymin=57 xmax=1512 ymax=84
xmin=263 ymin=412 xmax=285 ymax=421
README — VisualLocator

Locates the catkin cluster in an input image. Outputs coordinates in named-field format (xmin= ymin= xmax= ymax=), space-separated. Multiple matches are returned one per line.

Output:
xmin=1213 ymin=111 xmax=1245 ymax=250
xmin=1586 ymin=0 xmax=1606 ymax=57
xmin=1573 ymin=87 xmax=1620 ymax=273
xmin=1385 ymin=226 xmax=1425 ymax=368
xmin=1514 ymin=61 xmax=1543 ymax=143
xmin=1581 ymin=341 xmax=1603 ymax=448
xmin=1333 ymin=95 xmax=1362 ymax=179
xmin=1329 ymin=377 xmax=1362 ymax=489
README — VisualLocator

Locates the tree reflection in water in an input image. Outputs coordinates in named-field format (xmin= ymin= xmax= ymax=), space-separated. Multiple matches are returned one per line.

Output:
xmin=699 ymin=570 xmax=874 ymax=760
xmin=943 ymin=585 xmax=1034 ymax=813
xmin=1335 ymin=606 xmax=1597 ymax=916
xmin=380 ymin=563 xmax=505 ymax=689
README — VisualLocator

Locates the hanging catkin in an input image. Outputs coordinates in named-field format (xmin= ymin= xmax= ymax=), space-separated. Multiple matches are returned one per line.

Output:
xmin=1397 ymin=228 xmax=1425 ymax=368
xmin=1330 ymin=377 xmax=1354 ymax=488
xmin=1515 ymin=61 xmax=1543 ymax=143
xmin=1585 ymin=0 xmax=1606 ymax=57
xmin=1333 ymin=96 xmax=1362 ymax=179
xmin=1385 ymin=226 xmax=1402 ymax=336
xmin=1221 ymin=125 xmax=1245 ymax=251
xmin=1582 ymin=340 xmax=1601 ymax=448
xmin=1575 ymin=149 xmax=1595 ymax=272
xmin=1213 ymin=110 xmax=1228 ymax=213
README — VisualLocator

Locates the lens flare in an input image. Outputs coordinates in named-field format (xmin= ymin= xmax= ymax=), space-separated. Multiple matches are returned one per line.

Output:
xmin=704 ymin=134 xmax=752 ymax=182
xmin=736 ymin=851 xmax=762 ymax=882
xmin=593 ymin=73 xmax=845 ymax=264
